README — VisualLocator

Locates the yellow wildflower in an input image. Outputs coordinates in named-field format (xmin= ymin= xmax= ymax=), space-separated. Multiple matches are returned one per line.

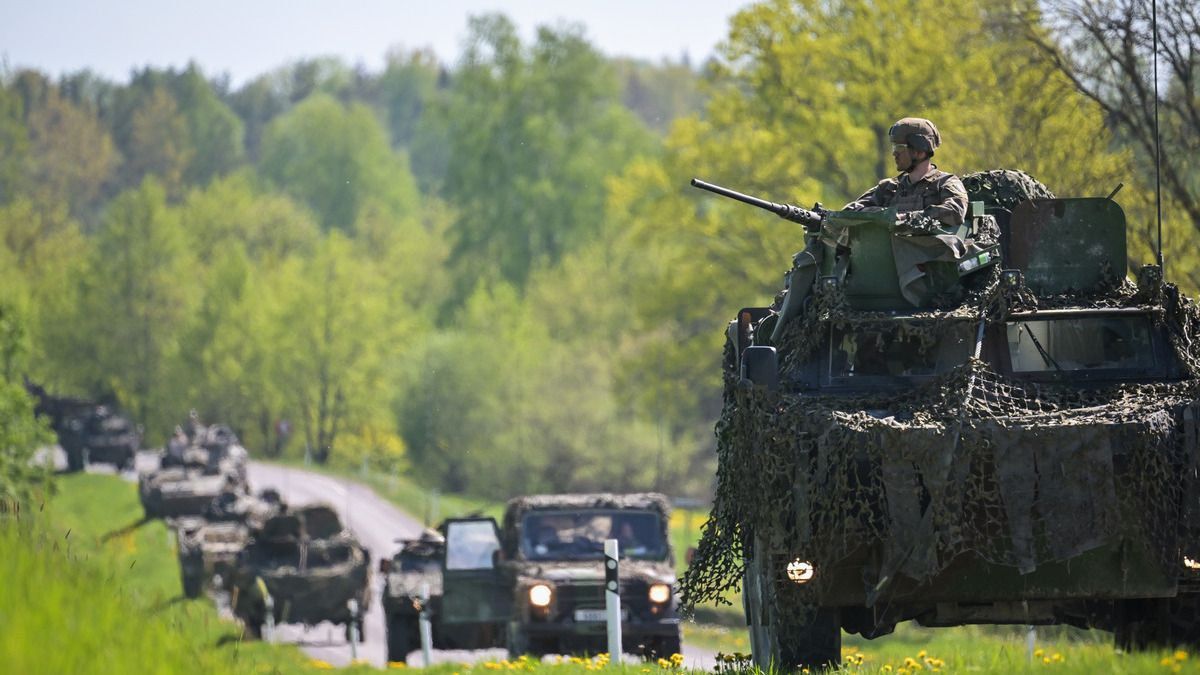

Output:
xmin=309 ymin=660 xmax=334 ymax=670
xmin=917 ymin=649 xmax=927 ymax=659
xmin=1175 ymin=650 xmax=1189 ymax=661
xmin=387 ymin=661 xmax=408 ymax=670
xmin=1163 ymin=657 xmax=1176 ymax=666
xmin=904 ymin=657 xmax=919 ymax=668
xmin=1034 ymin=648 xmax=1045 ymax=658
xmin=1042 ymin=657 xmax=1052 ymax=665
xmin=882 ymin=666 xmax=893 ymax=673
xmin=657 ymin=658 xmax=671 ymax=668
xmin=1052 ymin=653 xmax=1063 ymax=662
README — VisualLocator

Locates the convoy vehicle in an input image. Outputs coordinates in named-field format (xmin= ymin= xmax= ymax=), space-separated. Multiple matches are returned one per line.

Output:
xmin=380 ymin=493 xmax=682 ymax=663
xmin=27 ymin=382 xmax=141 ymax=472
xmin=683 ymin=171 xmax=1200 ymax=669
xmin=230 ymin=503 xmax=371 ymax=641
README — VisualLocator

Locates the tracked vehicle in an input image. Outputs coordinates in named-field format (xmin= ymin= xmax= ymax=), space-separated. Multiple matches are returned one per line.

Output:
xmin=683 ymin=171 xmax=1200 ymax=670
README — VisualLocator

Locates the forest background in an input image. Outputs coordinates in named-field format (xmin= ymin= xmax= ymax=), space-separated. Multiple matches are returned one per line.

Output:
xmin=1 ymin=0 xmax=1196 ymax=502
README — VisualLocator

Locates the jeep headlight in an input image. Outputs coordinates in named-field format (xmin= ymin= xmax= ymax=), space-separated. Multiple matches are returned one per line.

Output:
xmin=648 ymin=583 xmax=671 ymax=604
xmin=529 ymin=583 xmax=553 ymax=607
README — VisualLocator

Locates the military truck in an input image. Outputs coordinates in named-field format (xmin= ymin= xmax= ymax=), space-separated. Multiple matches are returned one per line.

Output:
xmin=230 ymin=503 xmax=371 ymax=641
xmin=27 ymin=382 xmax=141 ymax=472
xmin=380 ymin=493 xmax=682 ymax=664
xmin=682 ymin=170 xmax=1200 ymax=670
xmin=176 ymin=490 xmax=286 ymax=598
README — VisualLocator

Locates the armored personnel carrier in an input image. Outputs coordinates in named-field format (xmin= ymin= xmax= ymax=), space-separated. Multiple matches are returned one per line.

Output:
xmin=26 ymin=382 xmax=141 ymax=472
xmin=683 ymin=171 xmax=1200 ymax=670
xmin=230 ymin=503 xmax=371 ymax=640
xmin=139 ymin=442 xmax=248 ymax=519
xmin=176 ymin=490 xmax=286 ymax=598
xmin=381 ymin=493 xmax=682 ymax=663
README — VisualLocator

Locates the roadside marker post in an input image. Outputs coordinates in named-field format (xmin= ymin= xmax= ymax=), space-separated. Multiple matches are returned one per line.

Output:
xmin=419 ymin=582 xmax=434 ymax=666
xmin=605 ymin=539 xmax=622 ymax=664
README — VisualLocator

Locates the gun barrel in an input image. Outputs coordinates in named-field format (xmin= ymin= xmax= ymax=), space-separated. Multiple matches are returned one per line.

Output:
xmin=690 ymin=178 xmax=786 ymax=214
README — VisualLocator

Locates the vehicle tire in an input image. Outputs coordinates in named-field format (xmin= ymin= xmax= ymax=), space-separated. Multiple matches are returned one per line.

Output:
xmin=181 ymin=569 xmax=203 ymax=599
xmin=506 ymin=622 xmax=530 ymax=658
xmin=121 ymin=450 xmax=136 ymax=473
xmin=643 ymin=634 xmax=682 ymax=659
xmin=243 ymin=617 xmax=263 ymax=640
xmin=387 ymin=615 xmax=418 ymax=664
xmin=1115 ymin=595 xmax=1200 ymax=651
xmin=745 ymin=551 xmax=840 ymax=671
xmin=65 ymin=446 xmax=85 ymax=473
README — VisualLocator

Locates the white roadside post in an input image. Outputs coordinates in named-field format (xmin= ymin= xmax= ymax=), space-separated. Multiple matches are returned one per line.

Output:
xmin=419 ymin=581 xmax=434 ymax=666
xmin=605 ymin=538 xmax=622 ymax=664
xmin=348 ymin=599 xmax=359 ymax=660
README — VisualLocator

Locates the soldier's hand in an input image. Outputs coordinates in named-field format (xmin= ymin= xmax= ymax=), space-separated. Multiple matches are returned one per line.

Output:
xmin=895 ymin=212 xmax=941 ymax=236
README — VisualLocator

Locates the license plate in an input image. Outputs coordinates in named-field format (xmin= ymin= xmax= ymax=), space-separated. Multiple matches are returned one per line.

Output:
xmin=573 ymin=609 xmax=608 ymax=622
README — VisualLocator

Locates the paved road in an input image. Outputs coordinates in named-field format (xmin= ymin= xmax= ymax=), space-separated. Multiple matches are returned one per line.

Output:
xmin=245 ymin=462 xmax=717 ymax=670
xmin=50 ymin=447 xmax=717 ymax=669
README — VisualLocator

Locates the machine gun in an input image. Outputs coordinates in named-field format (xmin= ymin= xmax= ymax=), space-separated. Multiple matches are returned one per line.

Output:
xmin=691 ymin=178 xmax=827 ymax=229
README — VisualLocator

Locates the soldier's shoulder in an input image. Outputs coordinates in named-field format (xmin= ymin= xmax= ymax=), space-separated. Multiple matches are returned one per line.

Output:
xmin=931 ymin=169 xmax=967 ymax=192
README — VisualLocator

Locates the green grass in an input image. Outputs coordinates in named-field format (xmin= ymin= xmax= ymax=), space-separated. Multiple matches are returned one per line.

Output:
xmin=0 ymin=473 xmax=371 ymax=675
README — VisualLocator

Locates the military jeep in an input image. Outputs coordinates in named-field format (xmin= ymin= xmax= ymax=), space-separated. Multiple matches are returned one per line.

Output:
xmin=381 ymin=493 xmax=682 ymax=663
xmin=684 ymin=171 xmax=1200 ymax=670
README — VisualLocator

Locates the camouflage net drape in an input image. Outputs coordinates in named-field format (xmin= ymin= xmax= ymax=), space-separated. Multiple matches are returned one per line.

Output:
xmin=680 ymin=172 xmax=1200 ymax=614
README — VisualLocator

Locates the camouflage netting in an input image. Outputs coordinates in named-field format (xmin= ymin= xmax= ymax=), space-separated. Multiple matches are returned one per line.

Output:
xmin=681 ymin=171 xmax=1200 ymax=615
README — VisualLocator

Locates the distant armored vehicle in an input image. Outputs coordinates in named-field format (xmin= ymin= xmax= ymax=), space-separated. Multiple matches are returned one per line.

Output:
xmin=230 ymin=503 xmax=371 ymax=641
xmin=26 ymin=382 xmax=140 ymax=472
xmin=380 ymin=493 xmax=682 ymax=663
xmin=141 ymin=422 xmax=249 ymax=519
xmin=379 ymin=528 xmax=444 ymax=662
xmin=684 ymin=170 xmax=1200 ymax=669
xmin=176 ymin=490 xmax=286 ymax=598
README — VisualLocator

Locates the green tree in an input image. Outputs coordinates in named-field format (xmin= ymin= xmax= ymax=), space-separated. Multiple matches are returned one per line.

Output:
xmin=0 ymin=83 xmax=30 ymax=204
xmin=119 ymin=87 xmax=193 ymax=198
xmin=70 ymin=179 xmax=193 ymax=436
xmin=0 ymin=301 xmax=55 ymax=505
xmin=168 ymin=64 xmax=246 ymax=186
xmin=259 ymin=93 xmax=420 ymax=230
xmin=438 ymin=14 xmax=656 ymax=290
xmin=23 ymin=87 xmax=119 ymax=220
xmin=266 ymin=233 xmax=402 ymax=463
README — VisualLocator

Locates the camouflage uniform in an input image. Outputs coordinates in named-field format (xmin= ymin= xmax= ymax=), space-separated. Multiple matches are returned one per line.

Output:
xmin=841 ymin=166 xmax=971 ymax=305
xmin=772 ymin=119 xmax=970 ymax=341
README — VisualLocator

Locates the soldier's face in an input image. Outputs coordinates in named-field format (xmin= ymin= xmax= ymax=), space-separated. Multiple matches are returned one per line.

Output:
xmin=892 ymin=143 xmax=912 ymax=171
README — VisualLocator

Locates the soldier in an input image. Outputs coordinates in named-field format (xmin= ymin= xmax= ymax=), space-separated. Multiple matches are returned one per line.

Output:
xmin=772 ymin=117 xmax=970 ymax=341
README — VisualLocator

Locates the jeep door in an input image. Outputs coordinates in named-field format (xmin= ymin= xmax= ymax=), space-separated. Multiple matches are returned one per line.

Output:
xmin=441 ymin=518 xmax=511 ymax=625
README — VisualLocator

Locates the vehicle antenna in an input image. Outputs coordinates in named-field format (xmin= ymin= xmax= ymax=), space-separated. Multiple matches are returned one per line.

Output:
xmin=1152 ymin=0 xmax=1164 ymax=268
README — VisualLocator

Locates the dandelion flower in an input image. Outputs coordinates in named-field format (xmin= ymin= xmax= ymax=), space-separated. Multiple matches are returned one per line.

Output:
xmin=387 ymin=661 xmax=408 ymax=669
xmin=1175 ymin=650 xmax=1189 ymax=661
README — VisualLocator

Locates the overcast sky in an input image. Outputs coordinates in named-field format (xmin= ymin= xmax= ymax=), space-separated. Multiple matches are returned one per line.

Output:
xmin=1 ymin=1 xmax=748 ymax=86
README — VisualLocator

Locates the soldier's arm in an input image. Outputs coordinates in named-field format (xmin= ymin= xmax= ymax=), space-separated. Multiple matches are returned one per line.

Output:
xmin=923 ymin=174 xmax=968 ymax=227
xmin=843 ymin=179 xmax=895 ymax=212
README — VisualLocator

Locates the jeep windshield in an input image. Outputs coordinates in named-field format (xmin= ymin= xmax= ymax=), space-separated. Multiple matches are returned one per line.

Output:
xmin=822 ymin=320 xmax=975 ymax=387
xmin=521 ymin=510 xmax=667 ymax=562
xmin=1004 ymin=312 xmax=1165 ymax=380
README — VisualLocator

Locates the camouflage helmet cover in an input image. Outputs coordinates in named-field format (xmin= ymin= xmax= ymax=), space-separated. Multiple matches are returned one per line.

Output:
xmin=889 ymin=117 xmax=941 ymax=153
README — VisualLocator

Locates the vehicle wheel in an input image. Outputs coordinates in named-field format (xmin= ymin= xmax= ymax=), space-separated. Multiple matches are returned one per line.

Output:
xmin=1115 ymin=595 xmax=1200 ymax=651
xmin=243 ymin=617 xmax=263 ymax=640
xmin=121 ymin=451 xmax=136 ymax=473
xmin=506 ymin=622 xmax=530 ymax=658
xmin=387 ymin=615 xmax=418 ymax=664
xmin=65 ymin=446 xmax=85 ymax=473
xmin=745 ymin=551 xmax=840 ymax=671
xmin=644 ymin=634 xmax=682 ymax=660
xmin=181 ymin=569 xmax=203 ymax=598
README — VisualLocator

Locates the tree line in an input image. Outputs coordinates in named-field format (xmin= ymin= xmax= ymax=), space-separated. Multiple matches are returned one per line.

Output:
xmin=1 ymin=2 xmax=1195 ymax=502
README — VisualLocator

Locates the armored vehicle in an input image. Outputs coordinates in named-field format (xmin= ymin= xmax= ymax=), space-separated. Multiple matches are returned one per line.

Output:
xmin=27 ymin=382 xmax=141 ymax=472
xmin=380 ymin=528 xmax=445 ymax=662
xmin=683 ymin=171 xmax=1200 ymax=670
xmin=381 ymin=493 xmax=682 ymax=663
xmin=176 ymin=490 xmax=286 ymax=598
xmin=230 ymin=503 xmax=371 ymax=640
xmin=139 ymin=442 xmax=248 ymax=519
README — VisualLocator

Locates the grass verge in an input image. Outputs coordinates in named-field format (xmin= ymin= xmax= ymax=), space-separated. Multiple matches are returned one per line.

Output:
xmin=0 ymin=472 xmax=369 ymax=674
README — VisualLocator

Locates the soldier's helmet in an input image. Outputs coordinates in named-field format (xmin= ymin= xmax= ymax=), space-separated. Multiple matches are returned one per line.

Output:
xmin=889 ymin=117 xmax=941 ymax=153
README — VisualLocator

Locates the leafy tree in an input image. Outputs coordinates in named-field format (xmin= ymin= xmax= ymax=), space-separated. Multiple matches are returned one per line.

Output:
xmin=23 ymin=87 xmax=119 ymax=220
xmin=439 ymin=14 xmax=656 ymax=290
xmin=70 ymin=179 xmax=193 ymax=437
xmin=0 ymin=301 xmax=54 ymax=505
xmin=168 ymin=65 xmax=246 ymax=186
xmin=0 ymin=84 xmax=30 ymax=204
xmin=259 ymin=93 xmax=420 ymax=230
xmin=179 ymin=170 xmax=319 ymax=266
xmin=614 ymin=57 xmax=706 ymax=135
xmin=119 ymin=87 xmax=193 ymax=198
xmin=266 ymin=232 xmax=402 ymax=463
xmin=378 ymin=48 xmax=443 ymax=149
